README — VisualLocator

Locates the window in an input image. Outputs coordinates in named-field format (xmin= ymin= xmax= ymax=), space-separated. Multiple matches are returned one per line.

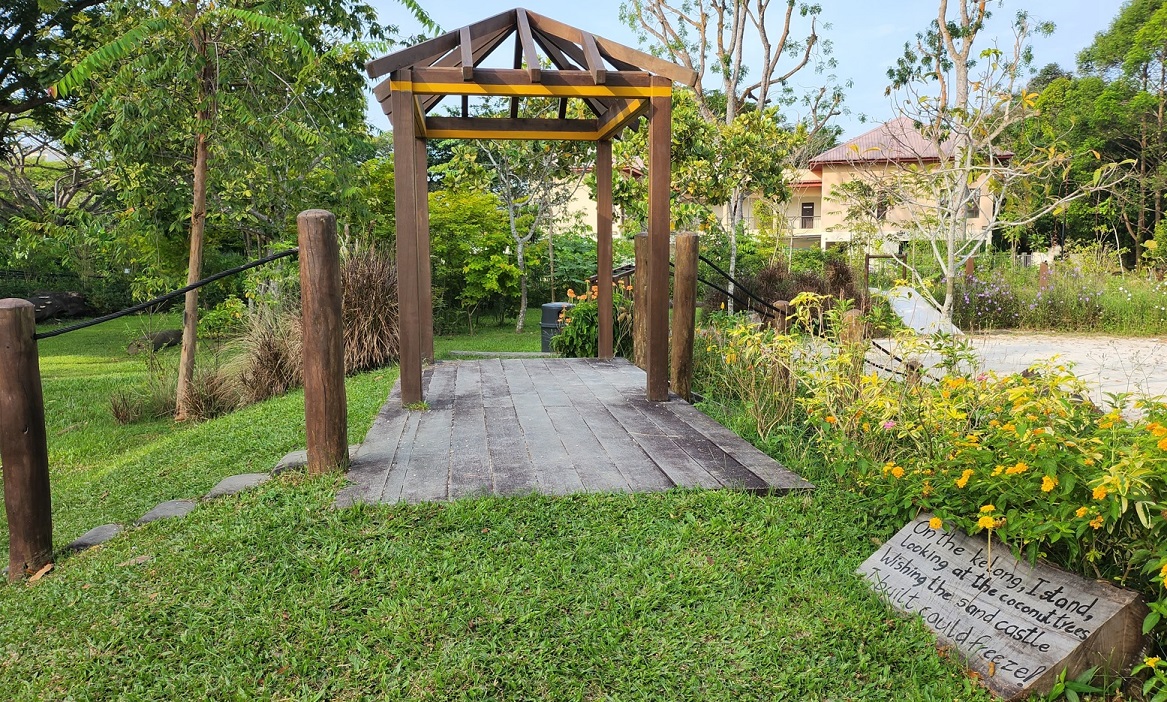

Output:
xmin=965 ymin=189 xmax=981 ymax=219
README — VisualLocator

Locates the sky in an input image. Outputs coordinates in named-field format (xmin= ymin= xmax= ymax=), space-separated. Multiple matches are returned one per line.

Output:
xmin=363 ymin=0 xmax=1122 ymax=139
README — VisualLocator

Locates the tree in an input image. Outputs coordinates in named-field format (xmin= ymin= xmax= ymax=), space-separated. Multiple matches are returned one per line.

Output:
xmin=434 ymin=100 xmax=593 ymax=333
xmin=54 ymin=0 xmax=429 ymax=419
xmin=870 ymin=2 xmax=1130 ymax=320
xmin=621 ymin=0 xmax=843 ymax=303
xmin=0 ymin=0 xmax=105 ymax=144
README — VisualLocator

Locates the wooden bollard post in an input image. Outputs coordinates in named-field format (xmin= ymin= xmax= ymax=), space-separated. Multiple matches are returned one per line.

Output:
xmin=770 ymin=300 xmax=790 ymax=333
xmin=297 ymin=210 xmax=349 ymax=474
xmin=633 ymin=232 xmax=649 ymax=370
xmin=0 ymin=299 xmax=53 ymax=582
xmin=1039 ymin=261 xmax=1051 ymax=291
xmin=670 ymin=233 xmax=699 ymax=401
xmin=963 ymin=256 xmax=975 ymax=280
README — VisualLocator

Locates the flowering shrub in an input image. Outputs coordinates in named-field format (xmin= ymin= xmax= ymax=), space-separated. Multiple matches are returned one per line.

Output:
xmin=551 ymin=283 xmax=634 ymax=358
xmin=695 ymin=312 xmax=1167 ymax=662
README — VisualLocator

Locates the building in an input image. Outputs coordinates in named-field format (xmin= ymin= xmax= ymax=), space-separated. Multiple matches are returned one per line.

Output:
xmin=778 ymin=116 xmax=998 ymax=251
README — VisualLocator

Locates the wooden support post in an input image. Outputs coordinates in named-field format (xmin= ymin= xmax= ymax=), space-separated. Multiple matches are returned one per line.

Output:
xmin=633 ymin=232 xmax=649 ymax=370
xmin=392 ymin=70 xmax=423 ymax=406
xmin=646 ymin=78 xmax=671 ymax=401
xmin=0 ymin=299 xmax=53 ymax=581
xmin=416 ymin=137 xmax=434 ymax=363
xmin=1039 ymin=261 xmax=1051 ymax=291
xmin=670 ymin=232 xmax=698 ymax=401
xmin=964 ymin=256 xmax=975 ymax=280
xmin=596 ymin=139 xmax=614 ymax=359
xmin=297 ymin=210 xmax=349 ymax=475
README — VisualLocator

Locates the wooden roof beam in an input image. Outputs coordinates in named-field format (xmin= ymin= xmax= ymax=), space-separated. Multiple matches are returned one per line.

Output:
xmin=425 ymin=116 xmax=599 ymax=141
xmin=401 ymin=68 xmax=660 ymax=97
xmin=366 ymin=8 xmax=516 ymax=79
xmin=530 ymin=29 xmax=610 ymax=116
xmin=579 ymin=30 xmax=606 ymax=84
xmin=596 ymin=99 xmax=648 ymax=141
xmin=525 ymin=9 xmax=698 ymax=87
xmin=516 ymin=9 xmax=541 ymax=82
xmin=376 ymin=26 xmax=514 ymax=116
xmin=459 ymin=26 xmax=473 ymax=80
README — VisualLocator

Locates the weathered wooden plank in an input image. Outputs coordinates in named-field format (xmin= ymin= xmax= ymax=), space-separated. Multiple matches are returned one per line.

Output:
xmin=479 ymin=357 xmax=512 ymax=408
xmin=400 ymin=403 xmax=453 ymax=503
xmin=543 ymin=403 xmax=631 ymax=493
xmin=665 ymin=399 xmax=815 ymax=492
xmin=485 ymin=405 xmax=537 ymax=496
xmin=450 ymin=362 xmax=493 ymax=499
xmin=557 ymin=361 xmax=672 ymax=492
xmin=524 ymin=358 xmax=574 ymax=407
xmin=515 ymin=9 xmax=541 ymax=82
xmin=506 ymin=361 xmax=584 ymax=495
xmin=377 ymin=410 xmax=422 ymax=503
xmin=424 ymin=361 xmax=456 ymax=410
xmin=568 ymin=360 xmax=722 ymax=489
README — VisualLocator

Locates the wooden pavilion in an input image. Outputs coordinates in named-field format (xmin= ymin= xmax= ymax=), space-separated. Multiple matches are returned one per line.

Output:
xmin=365 ymin=8 xmax=697 ymax=406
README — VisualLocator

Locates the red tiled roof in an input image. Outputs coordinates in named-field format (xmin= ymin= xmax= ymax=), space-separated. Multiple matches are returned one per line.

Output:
xmin=809 ymin=117 xmax=945 ymax=165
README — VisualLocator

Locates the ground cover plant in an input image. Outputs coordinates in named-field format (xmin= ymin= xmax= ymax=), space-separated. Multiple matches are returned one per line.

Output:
xmin=0 ymin=315 xmax=1001 ymax=700
xmin=952 ymin=248 xmax=1167 ymax=336
xmin=694 ymin=303 xmax=1167 ymax=696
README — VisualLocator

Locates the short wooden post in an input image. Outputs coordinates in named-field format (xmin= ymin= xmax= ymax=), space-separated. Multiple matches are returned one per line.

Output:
xmin=297 ymin=210 xmax=349 ymax=474
xmin=596 ymin=139 xmax=615 ymax=359
xmin=670 ymin=232 xmax=698 ymax=401
xmin=1039 ymin=261 xmax=1051 ymax=291
xmin=770 ymin=300 xmax=790 ymax=333
xmin=0 ymin=299 xmax=53 ymax=581
xmin=963 ymin=256 xmax=975 ymax=280
xmin=633 ymin=232 xmax=649 ymax=370
xmin=646 ymin=77 xmax=672 ymax=401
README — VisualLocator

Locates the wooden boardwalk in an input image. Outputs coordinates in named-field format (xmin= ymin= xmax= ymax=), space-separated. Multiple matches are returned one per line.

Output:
xmin=336 ymin=358 xmax=812 ymax=506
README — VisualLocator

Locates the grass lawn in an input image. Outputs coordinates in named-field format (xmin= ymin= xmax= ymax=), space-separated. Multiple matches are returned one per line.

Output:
xmin=0 ymin=313 xmax=990 ymax=700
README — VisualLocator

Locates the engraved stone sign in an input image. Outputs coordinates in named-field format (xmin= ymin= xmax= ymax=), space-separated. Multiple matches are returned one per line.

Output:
xmin=858 ymin=515 xmax=1147 ymax=700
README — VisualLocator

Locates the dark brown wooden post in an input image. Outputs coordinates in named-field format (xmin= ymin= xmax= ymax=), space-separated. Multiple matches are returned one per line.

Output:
xmin=416 ymin=136 xmax=434 ymax=363
xmin=633 ymin=232 xmax=649 ymax=370
xmin=0 ymin=299 xmax=53 ymax=581
xmin=963 ymin=256 xmax=975 ymax=280
xmin=596 ymin=139 xmax=615 ymax=359
xmin=298 ymin=210 xmax=349 ymax=474
xmin=646 ymin=77 xmax=671 ymax=401
xmin=1039 ymin=261 xmax=1051 ymax=291
xmin=670 ymin=232 xmax=698 ymax=401
xmin=392 ymin=69 xmax=423 ymax=405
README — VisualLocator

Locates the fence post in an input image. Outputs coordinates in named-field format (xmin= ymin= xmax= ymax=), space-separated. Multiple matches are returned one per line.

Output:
xmin=0 ymin=299 xmax=53 ymax=582
xmin=297 ymin=210 xmax=349 ymax=475
xmin=633 ymin=232 xmax=649 ymax=370
xmin=1039 ymin=261 xmax=1051 ymax=291
xmin=670 ymin=232 xmax=698 ymax=401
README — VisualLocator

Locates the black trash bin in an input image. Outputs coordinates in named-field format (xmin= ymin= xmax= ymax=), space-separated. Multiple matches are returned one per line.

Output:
xmin=540 ymin=302 xmax=574 ymax=353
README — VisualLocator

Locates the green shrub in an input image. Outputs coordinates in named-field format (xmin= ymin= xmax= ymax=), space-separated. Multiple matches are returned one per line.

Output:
xmin=695 ymin=313 xmax=1167 ymax=662
xmin=551 ymin=283 xmax=634 ymax=358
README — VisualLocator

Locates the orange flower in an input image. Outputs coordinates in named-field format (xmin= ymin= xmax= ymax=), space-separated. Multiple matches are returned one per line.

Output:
xmin=890 ymin=466 xmax=905 ymax=479
xmin=825 ymin=415 xmax=838 ymax=425
xmin=1075 ymin=506 xmax=1088 ymax=518
xmin=1158 ymin=436 xmax=1167 ymax=452
xmin=567 ymin=288 xmax=576 ymax=299
xmin=1089 ymin=515 xmax=1104 ymax=530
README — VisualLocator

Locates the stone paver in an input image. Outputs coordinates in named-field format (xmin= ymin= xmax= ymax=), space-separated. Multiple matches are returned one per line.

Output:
xmin=66 ymin=524 xmax=123 ymax=551
xmin=135 ymin=499 xmax=197 ymax=525
xmin=206 ymin=473 xmax=270 ymax=499
xmin=272 ymin=445 xmax=359 ymax=475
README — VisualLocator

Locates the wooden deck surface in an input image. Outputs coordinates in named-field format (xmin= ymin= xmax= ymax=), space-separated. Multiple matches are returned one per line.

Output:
xmin=336 ymin=358 xmax=813 ymax=506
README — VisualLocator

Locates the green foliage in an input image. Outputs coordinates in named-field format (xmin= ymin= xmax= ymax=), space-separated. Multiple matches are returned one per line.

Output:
xmin=696 ymin=317 xmax=1167 ymax=661
xmin=551 ymin=284 xmax=635 ymax=358
xmin=198 ymin=295 xmax=248 ymax=339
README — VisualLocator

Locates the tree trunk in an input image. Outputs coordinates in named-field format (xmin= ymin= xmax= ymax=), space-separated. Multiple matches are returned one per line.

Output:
xmin=515 ymin=239 xmax=527 ymax=333
xmin=727 ymin=192 xmax=742 ymax=313
xmin=175 ymin=37 xmax=213 ymax=421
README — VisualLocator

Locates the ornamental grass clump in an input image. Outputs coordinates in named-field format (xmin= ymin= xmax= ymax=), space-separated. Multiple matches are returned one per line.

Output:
xmin=695 ymin=310 xmax=1167 ymax=662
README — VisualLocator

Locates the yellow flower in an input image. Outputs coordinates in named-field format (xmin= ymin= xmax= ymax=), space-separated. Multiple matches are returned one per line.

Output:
xmin=1160 ymin=562 xmax=1167 ymax=582
xmin=1005 ymin=462 xmax=1029 ymax=475
xmin=1041 ymin=475 xmax=1058 ymax=492
xmin=1146 ymin=656 xmax=1161 ymax=668
xmin=955 ymin=469 xmax=974 ymax=489
xmin=1002 ymin=423 xmax=1016 ymax=433
xmin=724 ymin=351 xmax=737 ymax=364
xmin=980 ymin=504 xmax=995 ymax=513
xmin=1075 ymin=506 xmax=1088 ymax=518
xmin=977 ymin=515 xmax=997 ymax=530
xmin=929 ymin=517 xmax=943 ymax=530
xmin=1093 ymin=485 xmax=1108 ymax=500
xmin=890 ymin=466 xmax=905 ymax=479
xmin=1089 ymin=515 xmax=1104 ymax=530
xmin=825 ymin=415 xmax=838 ymax=425
xmin=991 ymin=464 xmax=1005 ymax=476
xmin=922 ymin=481 xmax=933 ymax=496
xmin=1158 ymin=436 xmax=1167 ymax=452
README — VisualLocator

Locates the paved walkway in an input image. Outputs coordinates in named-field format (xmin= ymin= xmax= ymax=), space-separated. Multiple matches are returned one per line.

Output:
xmin=883 ymin=286 xmax=963 ymax=336
xmin=336 ymin=358 xmax=812 ymax=507
xmin=873 ymin=332 xmax=1167 ymax=409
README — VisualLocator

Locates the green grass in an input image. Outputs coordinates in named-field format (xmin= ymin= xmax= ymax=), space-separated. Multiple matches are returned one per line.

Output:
xmin=0 ymin=313 xmax=992 ymax=700
xmin=435 ymin=308 xmax=543 ymax=358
